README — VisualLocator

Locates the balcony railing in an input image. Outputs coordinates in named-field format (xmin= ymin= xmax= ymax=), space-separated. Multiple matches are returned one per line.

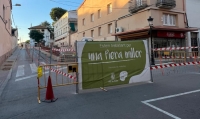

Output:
xmin=129 ymin=0 xmax=147 ymax=14
xmin=156 ymin=0 xmax=176 ymax=9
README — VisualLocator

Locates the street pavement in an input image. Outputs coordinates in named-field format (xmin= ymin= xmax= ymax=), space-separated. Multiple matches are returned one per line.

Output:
xmin=0 ymin=49 xmax=200 ymax=119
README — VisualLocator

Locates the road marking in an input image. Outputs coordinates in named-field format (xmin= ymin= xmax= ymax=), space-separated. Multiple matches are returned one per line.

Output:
xmin=142 ymin=102 xmax=181 ymax=119
xmin=16 ymin=65 xmax=25 ymax=77
xmin=30 ymin=63 xmax=37 ymax=73
xmin=15 ymin=74 xmax=37 ymax=81
xmin=40 ymin=62 xmax=46 ymax=65
xmin=142 ymin=89 xmax=200 ymax=119
xmin=15 ymin=67 xmax=67 ymax=82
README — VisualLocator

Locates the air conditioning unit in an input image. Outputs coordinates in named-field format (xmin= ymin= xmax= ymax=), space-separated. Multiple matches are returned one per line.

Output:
xmin=116 ymin=27 xmax=123 ymax=33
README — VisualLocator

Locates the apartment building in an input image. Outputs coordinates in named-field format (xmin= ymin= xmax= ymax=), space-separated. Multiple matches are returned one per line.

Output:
xmin=186 ymin=0 xmax=200 ymax=51
xmin=78 ymin=0 xmax=128 ymax=41
xmin=54 ymin=10 xmax=77 ymax=47
xmin=0 ymin=0 xmax=16 ymax=65
xmin=78 ymin=0 xmax=197 ymax=49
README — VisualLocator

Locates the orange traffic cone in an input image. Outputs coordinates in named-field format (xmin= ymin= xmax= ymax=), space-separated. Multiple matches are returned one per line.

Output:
xmin=43 ymin=76 xmax=57 ymax=102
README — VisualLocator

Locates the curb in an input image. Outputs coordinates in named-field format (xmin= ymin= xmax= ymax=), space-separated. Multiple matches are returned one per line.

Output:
xmin=0 ymin=48 xmax=20 ymax=98
xmin=0 ymin=68 xmax=13 ymax=97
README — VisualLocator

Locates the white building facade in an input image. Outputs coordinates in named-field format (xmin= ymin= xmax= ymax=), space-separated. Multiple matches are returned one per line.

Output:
xmin=54 ymin=10 xmax=77 ymax=47
xmin=28 ymin=25 xmax=53 ymax=47
xmin=186 ymin=0 xmax=200 ymax=51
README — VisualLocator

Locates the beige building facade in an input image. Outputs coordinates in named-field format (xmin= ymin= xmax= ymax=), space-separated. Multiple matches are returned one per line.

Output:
xmin=0 ymin=0 xmax=17 ymax=65
xmin=78 ymin=0 xmax=197 ymax=49
xmin=54 ymin=10 xmax=77 ymax=47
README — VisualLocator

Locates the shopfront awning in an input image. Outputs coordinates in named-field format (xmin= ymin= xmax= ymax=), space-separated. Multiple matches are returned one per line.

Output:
xmin=112 ymin=26 xmax=198 ymax=40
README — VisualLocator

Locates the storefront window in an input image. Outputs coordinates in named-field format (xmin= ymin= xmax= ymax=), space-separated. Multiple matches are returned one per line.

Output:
xmin=154 ymin=38 xmax=185 ymax=48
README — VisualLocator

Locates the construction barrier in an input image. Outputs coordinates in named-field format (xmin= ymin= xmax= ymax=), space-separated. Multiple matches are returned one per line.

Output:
xmin=37 ymin=62 xmax=78 ymax=103
xmin=52 ymin=48 xmax=75 ymax=52
xmin=151 ymin=61 xmax=200 ymax=70
xmin=59 ymin=55 xmax=76 ymax=62
xmin=153 ymin=46 xmax=198 ymax=51
xmin=154 ymin=50 xmax=187 ymax=65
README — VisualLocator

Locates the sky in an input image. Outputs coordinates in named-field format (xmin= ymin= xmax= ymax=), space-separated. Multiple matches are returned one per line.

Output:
xmin=12 ymin=0 xmax=83 ymax=43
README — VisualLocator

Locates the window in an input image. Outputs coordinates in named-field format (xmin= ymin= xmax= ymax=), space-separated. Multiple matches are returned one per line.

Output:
xmin=83 ymin=32 xmax=85 ymax=37
xmin=108 ymin=24 xmax=112 ymax=34
xmin=61 ymin=30 xmax=62 ymax=34
xmin=3 ymin=5 xmax=5 ymax=20
xmin=136 ymin=0 xmax=143 ymax=6
xmin=91 ymin=14 xmax=94 ymax=22
xmin=98 ymin=9 xmax=101 ymax=18
xmin=107 ymin=3 xmax=112 ymax=14
xmin=163 ymin=14 xmax=176 ymax=26
xmin=98 ymin=27 xmax=102 ymax=36
xmin=91 ymin=30 xmax=94 ymax=37
xmin=82 ymin=18 xmax=85 ymax=25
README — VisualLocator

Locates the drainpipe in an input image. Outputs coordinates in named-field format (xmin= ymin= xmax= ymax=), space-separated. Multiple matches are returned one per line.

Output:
xmin=183 ymin=0 xmax=191 ymax=54
xmin=69 ymin=32 xmax=71 ymax=47
xmin=115 ymin=20 xmax=118 ymax=41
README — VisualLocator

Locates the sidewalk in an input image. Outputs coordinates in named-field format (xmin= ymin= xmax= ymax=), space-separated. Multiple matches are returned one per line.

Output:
xmin=0 ymin=47 xmax=21 ymax=97
xmin=34 ymin=47 xmax=59 ymax=61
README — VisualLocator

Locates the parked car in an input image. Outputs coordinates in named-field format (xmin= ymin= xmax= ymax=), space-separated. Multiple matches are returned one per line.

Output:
xmin=81 ymin=37 xmax=93 ymax=41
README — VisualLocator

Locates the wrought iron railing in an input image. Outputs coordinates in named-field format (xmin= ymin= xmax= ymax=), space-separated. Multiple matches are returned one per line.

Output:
xmin=129 ymin=0 xmax=147 ymax=14
xmin=156 ymin=0 xmax=176 ymax=9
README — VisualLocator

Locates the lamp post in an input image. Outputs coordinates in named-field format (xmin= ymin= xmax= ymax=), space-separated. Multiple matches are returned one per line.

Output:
xmin=6 ymin=4 xmax=21 ymax=8
xmin=147 ymin=16 xmax=155 ymax=65
xmin=38 ymin=40 xmax=43 ymax=66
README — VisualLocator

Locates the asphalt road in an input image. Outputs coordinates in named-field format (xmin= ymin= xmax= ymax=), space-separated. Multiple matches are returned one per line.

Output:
xmin=0 ymin=49 xmax=200 ymax=119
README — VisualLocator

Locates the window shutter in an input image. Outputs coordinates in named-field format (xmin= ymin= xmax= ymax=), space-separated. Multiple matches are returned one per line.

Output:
xmin=170 ymin=15 xmax=173 ymax=25
xmin=173 ymin=15 xmax=176 ymax=25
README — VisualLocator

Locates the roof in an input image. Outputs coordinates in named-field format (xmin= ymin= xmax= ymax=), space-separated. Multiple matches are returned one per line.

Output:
xmin=78 ymin=0 xmax=86 ymax=10
xmin=28 ymin=25 xmax=48 ymax=30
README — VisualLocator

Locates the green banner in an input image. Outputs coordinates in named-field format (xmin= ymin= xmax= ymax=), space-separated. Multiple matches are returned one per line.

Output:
xmin=79 ymin=40 xmax=149 ymax=89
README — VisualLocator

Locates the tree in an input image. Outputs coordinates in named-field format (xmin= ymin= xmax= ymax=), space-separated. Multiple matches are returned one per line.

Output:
xmin=50 ymin=7 xmax=67 ymax=21
xmin=40 ymin=21 xmax=51 ymax=28
xmin=25 ymin=40 xmax=30 ymax=44
xmin=29 ymin=30 xmax=44 ymax=43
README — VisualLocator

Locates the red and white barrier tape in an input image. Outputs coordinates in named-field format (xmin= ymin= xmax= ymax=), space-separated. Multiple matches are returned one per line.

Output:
xmin=160 ymin=56 xmax=198 ymax=59
xmin=52 ymin=48 xmax=75 ymax=52
xmin=154 ymin=46 xmax=198 ymax=51
xmin=40 ymin=62 xmax=76 ymax=80
xmin=151 ymin=61 xmax=200 ymax=70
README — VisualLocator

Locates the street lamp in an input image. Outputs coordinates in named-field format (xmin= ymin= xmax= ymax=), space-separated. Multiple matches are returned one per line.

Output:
xmin=14 ymin=4 xmax=21 ymax=6
xmin=147 ymin=16 xmax=155 ymax=65
xmin=6 ymin=4 xmax=21 ymax=8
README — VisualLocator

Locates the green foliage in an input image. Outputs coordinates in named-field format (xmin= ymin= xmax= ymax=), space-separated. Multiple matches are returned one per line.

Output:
xmin=40 ymin=21 xmax=51 ymax=28
xmin=50 ymin=7 xmax=67 ymax=21
xmin=52 ymin=21 xmax=56 ymax=26
xmin=25 ymin=40 xmax=30 ymax=44
xmin=29 ymin=30 xmax=44 ymax=43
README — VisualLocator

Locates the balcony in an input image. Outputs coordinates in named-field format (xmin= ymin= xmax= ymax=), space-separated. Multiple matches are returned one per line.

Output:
xmin=156 ymin=0 xmax=176 ymax=9
xmin=129 ymin=0 xmax=148 ymax=14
